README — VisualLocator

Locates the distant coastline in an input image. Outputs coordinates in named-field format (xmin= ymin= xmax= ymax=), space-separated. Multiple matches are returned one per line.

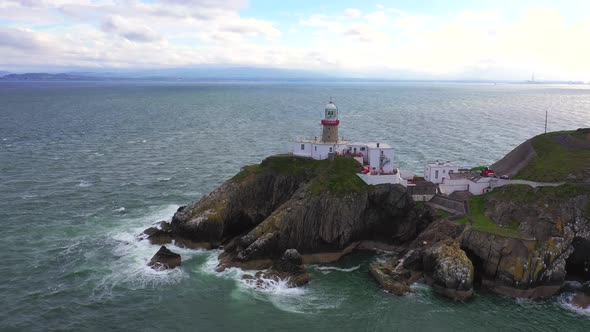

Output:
xmin=0 ymin=71 xmax=588 ymax=85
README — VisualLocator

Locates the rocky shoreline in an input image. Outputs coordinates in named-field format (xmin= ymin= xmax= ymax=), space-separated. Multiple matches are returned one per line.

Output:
xmin=140 ymin=154 xmax=590 ymax=304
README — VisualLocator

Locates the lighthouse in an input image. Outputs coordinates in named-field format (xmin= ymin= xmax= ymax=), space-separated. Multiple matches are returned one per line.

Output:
xmin=321 ymin=98 xmax=339 ymax=143
xmin=289 ymin=98 xmax=404 ymax=187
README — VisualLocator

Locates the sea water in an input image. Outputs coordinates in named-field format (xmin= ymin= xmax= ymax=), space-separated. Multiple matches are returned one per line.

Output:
xmin=1 ymin=81 xmax=589 ymax=331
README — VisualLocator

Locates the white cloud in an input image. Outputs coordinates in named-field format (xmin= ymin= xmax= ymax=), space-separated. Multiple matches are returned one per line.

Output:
xmin=342 ymin=8 xmax=361 ymax=19
xmin=456 ymin=10 xmax=499 ymax=21
xmin=1 ymin=3 xmax=590 ymax=80
xmin=101 ymin=15 xmax=161 ymax=42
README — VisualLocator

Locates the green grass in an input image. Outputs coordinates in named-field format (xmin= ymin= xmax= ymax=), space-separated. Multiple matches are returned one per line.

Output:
xmin=515 ymin=131 xmax=590 ymax=182
xmin=488 ymin=183 xmax=590 ymax=203
xmin=457 ymin=196 xmax=524 ymax=238
xmin=232 ymin=155 xmax=368 ymax=195
xmin=308 ymin=157 xmax=368 ymax=195
xmin=434 ymin=209 xmax=453 ymax=219
xmin=470 ymin=166 xmax=487 ymax=172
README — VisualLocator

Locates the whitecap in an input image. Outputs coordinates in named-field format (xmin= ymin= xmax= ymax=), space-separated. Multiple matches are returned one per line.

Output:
xmin=313 ymin=265 xmax=361 ymax=273
xmin=21 ymin=194 xmax=38 ymax=199
xmin=200 ymin=252 xmax=343 ymax=314
xmin=557 ymin=292 xmax=590 ymax=315
xmin=78 ymin=180 xmax=93 ymax=187
xmin=157 ymin=177 xmax=172 ymax=182
xmin=113 ymin=207 xmax=126 ymax=212
xmin=94 ymin=205 xmax=202 ymax=298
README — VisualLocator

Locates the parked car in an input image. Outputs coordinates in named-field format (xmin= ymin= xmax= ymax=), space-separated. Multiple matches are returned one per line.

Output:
xmin=500 ymin=175 xmax=510 ymax=180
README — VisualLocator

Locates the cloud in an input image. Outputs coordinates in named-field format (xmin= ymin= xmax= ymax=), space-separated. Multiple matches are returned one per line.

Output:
xmin=342 ymin=8 xmax=361 ymax=19
xmin=456 ymin=10 xmax=499 ymax=21
xmin=1 ymin=3 xmax=590 ymax=80
xmin=101 ymin=15 xmax=161 ymax=42
xmin=0 ymin=27 xmax=48 ymax=50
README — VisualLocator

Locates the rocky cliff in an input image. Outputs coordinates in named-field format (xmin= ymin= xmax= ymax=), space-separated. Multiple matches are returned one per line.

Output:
xmin=167 ymin=155 xmax=432 ymax=266
xmin=458 ymin=185 xmax=590 ymax=298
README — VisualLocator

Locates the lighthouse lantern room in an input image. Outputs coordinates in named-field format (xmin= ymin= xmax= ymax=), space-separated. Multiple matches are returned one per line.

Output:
xmin=321 ymin=99 xmax=339 ymax=143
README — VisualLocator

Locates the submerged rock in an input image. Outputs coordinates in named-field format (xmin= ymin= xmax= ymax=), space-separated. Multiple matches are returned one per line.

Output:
xmin=423 ymin=240 xmax=474 ymax=301
xmin=148 ymin=246 xmax=181 ymax=270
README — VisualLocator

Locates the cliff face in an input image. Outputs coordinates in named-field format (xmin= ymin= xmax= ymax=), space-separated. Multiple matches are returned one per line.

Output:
xmin=169 ymin=155 xmax=432 ymax=260
xmin=457 ymin=185 xmax=590 ymax=297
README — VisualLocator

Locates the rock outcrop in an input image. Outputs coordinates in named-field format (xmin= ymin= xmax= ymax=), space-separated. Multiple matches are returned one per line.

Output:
xmin=148 ymin=246 xmax=181 ymax=270
xmin=422 ymin=240 xmax=474 ymax=301
xmin=457 ymin=185 xmax=590 ymax=298
xmin=170 ymin=156 xmax=432 ymax=265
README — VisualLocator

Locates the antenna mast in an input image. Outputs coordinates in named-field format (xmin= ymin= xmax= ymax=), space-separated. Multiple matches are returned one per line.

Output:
xmin=544 ymin=110 xmax=548 ymax=133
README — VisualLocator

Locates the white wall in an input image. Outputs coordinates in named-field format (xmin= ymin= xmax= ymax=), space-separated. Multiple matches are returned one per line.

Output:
xmin=424 ymin=164 xmax=461 ymax=183
xmin=357 ymin=173 xmax=407 ymax=186
xmin=290 ymin=142 xmax=312 ymax=157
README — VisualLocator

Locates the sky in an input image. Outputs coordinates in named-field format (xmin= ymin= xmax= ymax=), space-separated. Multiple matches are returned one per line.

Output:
xmin=1 ymin=0 xmax=590 ymax=80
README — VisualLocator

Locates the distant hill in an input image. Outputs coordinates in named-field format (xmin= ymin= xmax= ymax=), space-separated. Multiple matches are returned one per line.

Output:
xmin=0 ymin=67 xmax=337 ymax=82
xmin=0 ymin=73 xmax=105 ymax=81
xmin=0 ymin=71 xmax=10 ymax=77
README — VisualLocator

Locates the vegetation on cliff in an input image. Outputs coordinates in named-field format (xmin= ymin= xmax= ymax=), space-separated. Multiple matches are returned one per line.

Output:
xmin=515 ymin=130 xmax=590 ymax=182
xmin=232 ymin=155 xmax=367 ymax=195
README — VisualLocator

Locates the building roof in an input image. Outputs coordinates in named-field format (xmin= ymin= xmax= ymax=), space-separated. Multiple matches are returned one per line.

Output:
xmin=325 ymin=101 xmax=337 ymax=110
xmin=426 ymin=160 xmax=457 ymax=167
xmin=349 ymin=142 xmax=392 ymax=149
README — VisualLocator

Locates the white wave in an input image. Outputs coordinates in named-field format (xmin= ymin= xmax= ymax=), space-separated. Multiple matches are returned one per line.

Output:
xmin=94 ymin=205 xmax=202 ymax=298
xmin=157 ymin=177 xmax=172 ymax=182
xmin=78 ymin=180 xmax=93 ymax=187
xmin=113 ymin=207 xmax=126 ymax=212
xmin=200 ymin=252 xmax=344 ymax=314
xmin=21 ymin=194 xmax=38 ymax=199
xmin=314 ymin=265 xmax=360 ymax=274
xmin=557 ymin=292 xmax=590 ymax=315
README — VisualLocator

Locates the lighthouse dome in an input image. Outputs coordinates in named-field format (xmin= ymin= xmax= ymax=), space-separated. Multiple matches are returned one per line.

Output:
xmin=325 ymin=101 xmax=337 ymax=110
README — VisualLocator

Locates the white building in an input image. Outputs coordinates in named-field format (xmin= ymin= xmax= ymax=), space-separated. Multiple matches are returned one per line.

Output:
xmin=424 ymin=161 xmax=462 ymax=184
xmin=424 ymin=161 xmax=495 ymax=196
xmin=289 ymin=99 xmax=407 ymax=186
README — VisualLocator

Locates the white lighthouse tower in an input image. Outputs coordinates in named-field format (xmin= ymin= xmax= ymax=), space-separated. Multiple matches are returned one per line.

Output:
xmin=321 ymin=98 xmax=339 ymax=143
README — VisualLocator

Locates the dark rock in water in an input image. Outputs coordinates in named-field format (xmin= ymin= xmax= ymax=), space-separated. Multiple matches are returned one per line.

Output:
xmin=572 ymin=292 xmax=590 ymax=309
xmin=273 ymin=249 xmax=304 ymax=274
xmin=583 ymin=281 xmax=590 ymax=296
xmin=368 ymin=262 xmax=412 ymax=296
xmin=160 ymin=221 xmax=172 ymax=232
xmin=282 ymin=249 xmax=303 ymax=265
xmin=423 ymin=240 xmax=474 ymax=301
xmin=561 ymin=280 xmax=583 ymax=293
xmin=143 ymin=227 xmax=159 ymax=237
xmin=148 ymin=230 xmax=173 ymax=245
xmin=236 ymin=232 xmax=278 ymax=262
xmin=148 ymin=246 xmax=181 ymax=270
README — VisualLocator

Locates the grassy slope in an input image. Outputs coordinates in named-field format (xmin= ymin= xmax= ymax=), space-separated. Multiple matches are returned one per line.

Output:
xmin=458 ymin=184 xmax=590 ymax=239
xmin=515 ymin=131 xmax=590 ymax=182
xmin=457 ymin=195 xmax=523 ymax=238
xmin=231 ymin=155 xmax=368 ymax=195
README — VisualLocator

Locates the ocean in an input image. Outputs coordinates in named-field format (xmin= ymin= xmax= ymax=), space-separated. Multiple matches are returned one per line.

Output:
xmin=1 ymin=81 xmax=589 ymax=331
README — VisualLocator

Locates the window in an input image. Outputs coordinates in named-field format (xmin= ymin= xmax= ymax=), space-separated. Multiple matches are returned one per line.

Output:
xmin=301 ymin=144 xmax=305 ymax=150
xmin=443 ymin=170 xmax=446 ymax=173
xmin=360 ymin=147 xmax=365 ymax=151
xmin=353 ymin=148 xmax=357 ymax=153
xmin=314 ymin=146 xmax=317 ymax=151
xmin=329 ymin=147 xmax=333 ymax=152
xmin=435 ymin=170 xmax=439 ymax=179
